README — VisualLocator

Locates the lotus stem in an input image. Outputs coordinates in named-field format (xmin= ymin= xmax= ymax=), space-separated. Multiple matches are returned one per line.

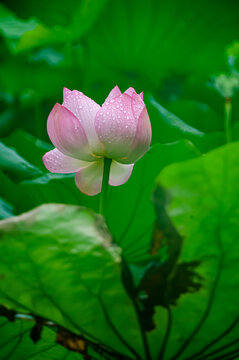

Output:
xmin=99 ymin=158 xmax=112 ymax=218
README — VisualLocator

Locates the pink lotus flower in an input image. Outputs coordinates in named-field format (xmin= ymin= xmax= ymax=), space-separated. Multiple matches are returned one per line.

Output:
xmin=43 ymin=86 xmax=151 ymax=196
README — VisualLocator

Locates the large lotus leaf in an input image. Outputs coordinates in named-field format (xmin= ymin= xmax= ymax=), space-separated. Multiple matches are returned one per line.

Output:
xmin=153 ymin=142 xmax=239 ymax=359
xmin=0 ymin=317 xmax=81 ymax=360
xmin=0 ymin=204 xmax=144 ymax=358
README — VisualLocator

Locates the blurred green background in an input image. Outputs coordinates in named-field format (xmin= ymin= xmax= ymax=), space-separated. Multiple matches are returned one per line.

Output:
xmin=0 ymin=0 xmax=239 ymax=141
